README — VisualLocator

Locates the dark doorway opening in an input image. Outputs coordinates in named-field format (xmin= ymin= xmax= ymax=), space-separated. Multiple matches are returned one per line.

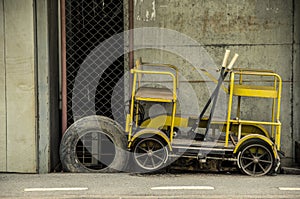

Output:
xmin=65 ymin=0 xmax=125 ymax=127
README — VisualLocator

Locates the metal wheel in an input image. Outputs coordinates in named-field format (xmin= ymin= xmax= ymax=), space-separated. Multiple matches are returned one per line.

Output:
xmin=133 ymin=137 xmax=168 ymax=172
xmin=238 ymin=141 xmax=274 ymax=176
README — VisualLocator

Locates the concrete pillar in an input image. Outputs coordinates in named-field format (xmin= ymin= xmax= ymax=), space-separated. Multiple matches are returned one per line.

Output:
xmin=36 ymin=0 xmax=50 ymax=173
xmin=36 ymin=0 xmax=60 ymax=173
xmin=3 ymin=0 xmax=37 ymax=172
xmin=293 ymin=0 xmax=300 ymax=163
xmin=0 ymin=0 xmax=6 ymax=171
xmin=0 ymin=0 xmax=59 ymax=173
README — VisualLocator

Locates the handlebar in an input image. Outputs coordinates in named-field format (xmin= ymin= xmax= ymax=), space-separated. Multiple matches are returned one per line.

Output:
xmin=222 ymin=50 xmax=231 ymax=68
xmin=227 ymin=53 xmax=239 ymax=70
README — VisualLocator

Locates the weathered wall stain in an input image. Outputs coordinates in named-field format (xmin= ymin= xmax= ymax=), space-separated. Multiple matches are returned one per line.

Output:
xmin=135 ymin=0 xmax=156 ymax=21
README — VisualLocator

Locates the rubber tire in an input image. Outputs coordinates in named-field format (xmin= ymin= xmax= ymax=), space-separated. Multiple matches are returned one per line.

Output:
xmin=131 ymin=135 xmax=169 ymax=173
xmin=60 ymin=115 xmax=129 ymax=173
xmin=237 ymin=139 xmax=275 ymax=176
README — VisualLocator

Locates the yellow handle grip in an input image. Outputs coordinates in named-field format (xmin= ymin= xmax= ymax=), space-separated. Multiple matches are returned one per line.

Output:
xmin=227 ymin=53 xmax=239 ymax=70
xmin=222 ymin=50 xmax=231 ymax=68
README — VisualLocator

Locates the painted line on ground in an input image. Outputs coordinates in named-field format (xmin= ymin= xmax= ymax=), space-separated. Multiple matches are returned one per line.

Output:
xmin=151 ymin=186 xmax=214 ymax=190
xmin=279 ymin=187 xmax=300 ymax=191
xmin=24 ymin=187 xmax=88 ymax=192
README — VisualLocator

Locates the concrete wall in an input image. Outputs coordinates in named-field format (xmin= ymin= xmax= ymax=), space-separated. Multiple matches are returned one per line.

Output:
xmin=0 ymin=0 xmax=37 ymax=172
xmin=36 ymin=0 xmax=60 ymax=173
xmin=0 ymin=0 xmax=59 ymax=173
xmin=133 ymin=0 xmax=298 ymax=165
xmin=293 ymin=0 xmax=300 ymax=162
xmin=0 ymin=0 xmax=6 ymax=171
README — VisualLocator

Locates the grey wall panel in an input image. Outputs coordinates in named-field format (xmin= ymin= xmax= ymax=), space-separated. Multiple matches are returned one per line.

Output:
xmin=5 ymin=0 xmax=37 ymax=173
xmin=0 ymin=0 xmax=7 ymax=172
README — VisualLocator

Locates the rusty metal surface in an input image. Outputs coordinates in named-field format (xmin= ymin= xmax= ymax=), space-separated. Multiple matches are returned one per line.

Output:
xmin=61 ymin=0 xmax=67 ymax=134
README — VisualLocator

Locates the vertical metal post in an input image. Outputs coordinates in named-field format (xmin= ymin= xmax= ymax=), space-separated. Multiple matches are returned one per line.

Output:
xmin=236 ymin=74 xmax=242 ymax=119
xmin=61 ymin=0 xmax=67 ymax=134
xmin=271 ymin=78 xmax=277 ymax=138
xmin=225 ymin=73 xmax=235 ymax=147
xmin=128 ymin=0 xmax=134 ymax=69
xmin=128 ymin=0 xmax=134 ymax=132
xmin=203 ymin=67 xmax=226 ymax=139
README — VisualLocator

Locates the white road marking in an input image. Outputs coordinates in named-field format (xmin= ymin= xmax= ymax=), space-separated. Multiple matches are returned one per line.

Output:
xmin=24 ymin=187 xmax=88 ymax=192
xmin=279 ymin=187 xmax=300 ymax=191
xmin=151 ymin=186 xmax=214 ymax=190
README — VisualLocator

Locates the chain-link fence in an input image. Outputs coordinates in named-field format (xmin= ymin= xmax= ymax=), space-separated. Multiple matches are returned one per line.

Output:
xmin=65 ymin=0 xmax=128 ymax=128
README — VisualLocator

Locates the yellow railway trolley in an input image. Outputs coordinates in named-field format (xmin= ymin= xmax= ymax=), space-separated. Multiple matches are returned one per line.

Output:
xmin=60 ymin=50 xmax=283 ymax=176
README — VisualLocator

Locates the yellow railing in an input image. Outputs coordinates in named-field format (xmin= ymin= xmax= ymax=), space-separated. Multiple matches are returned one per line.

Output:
xmin=225 ymin=69 xmax=282 ymax=150
xmin=127 ymin=59 xmax=179 ymax=142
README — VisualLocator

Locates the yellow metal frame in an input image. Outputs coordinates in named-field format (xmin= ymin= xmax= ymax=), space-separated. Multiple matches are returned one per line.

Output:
xmin=127 ymin=129 xmax=172 ymax=151
xmin=127 ymin=58 xmax=178 ymax=146
xmin=139 ymin=115 xmax=189 ymax=130
xmin=233 ymin=134 xmax=279 ymax=158
xmin=139 ymin=115 xmax=271 ymax=139
xmin=225 ymin=69 xmax=282 ymax=150
xmin=126 ymin=58 xmax=282 ymax=160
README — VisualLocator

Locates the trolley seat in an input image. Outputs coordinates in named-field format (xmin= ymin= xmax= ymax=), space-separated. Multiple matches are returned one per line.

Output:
xmin=135 ymin=87 xmax=175 ymax=101
xmin=229 ymin=68 xmax=281 ymax=99
xmin=132 ymin=58 xmax=178 ymax=103
xmin=127 ymin=58 xmax=179 ymax=142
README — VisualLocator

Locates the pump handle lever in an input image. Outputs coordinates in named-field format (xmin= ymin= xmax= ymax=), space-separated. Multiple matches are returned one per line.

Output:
xmin=227 ymin=53 xmax=239 ymax=70
xmin=222 ymin=50 xmax=231 ymax=68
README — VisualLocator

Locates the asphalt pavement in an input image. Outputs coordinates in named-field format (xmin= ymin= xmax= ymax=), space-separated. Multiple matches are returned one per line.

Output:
xmin=0 ymin=172 xmax=300 ymax=199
